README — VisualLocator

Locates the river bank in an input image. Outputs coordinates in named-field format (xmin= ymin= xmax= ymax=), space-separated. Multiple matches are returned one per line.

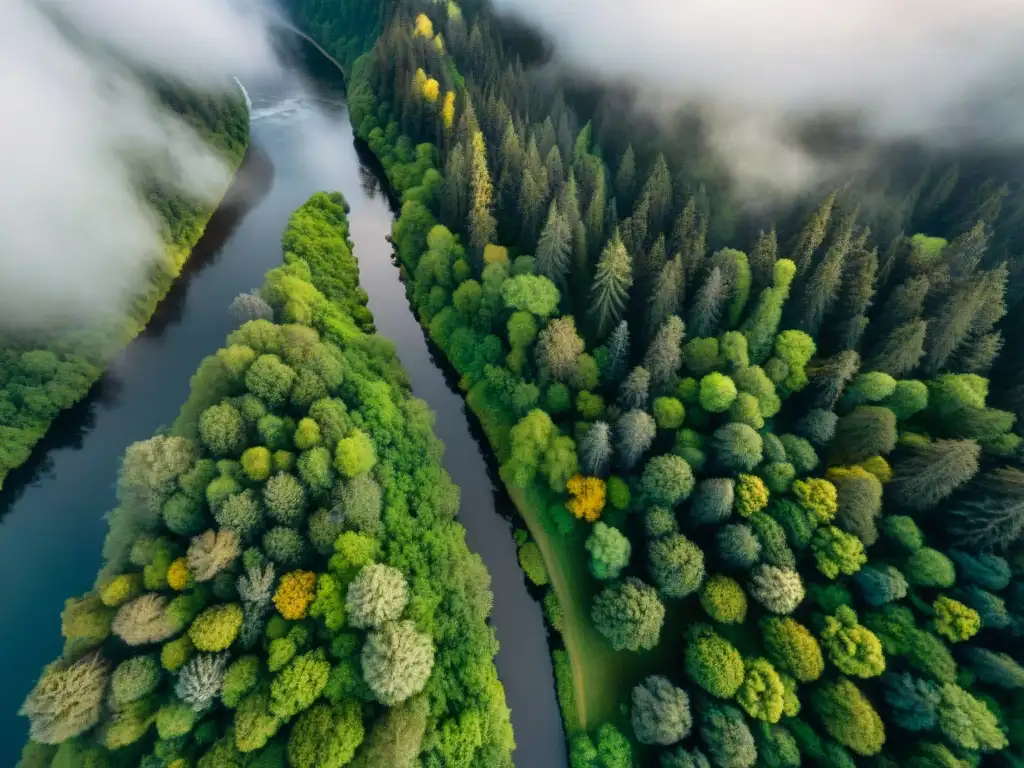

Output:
xmin=4 ymin=35 xmax=565 ymax=767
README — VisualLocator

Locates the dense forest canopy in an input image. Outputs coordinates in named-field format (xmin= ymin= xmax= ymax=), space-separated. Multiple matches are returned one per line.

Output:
xmin=286 ymin=0 xmax=1024 ymax=766
xmin=0 ymin=83 xmax=249 ymax=492
xmin=18 ymin=192 xmax=514 ymax=768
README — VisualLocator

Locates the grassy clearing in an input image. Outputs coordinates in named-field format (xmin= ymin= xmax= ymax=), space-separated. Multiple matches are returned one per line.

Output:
xmin=466 ymin=383 xmax=686 ymax=735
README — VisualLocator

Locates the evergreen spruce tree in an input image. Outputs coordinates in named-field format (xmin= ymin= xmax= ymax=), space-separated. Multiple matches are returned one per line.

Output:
xmin=749 ymin=228 xmax=779 ymax=294
xmin=536 ymin=202 xmax=572 ymax=288
xmin=615 ymin=144 xmax=637 ymax=210
xmin=604 ymin=320 xmax=631 ymax=386
xmin=647 ymin=255 xmax=684 ymax=335
xmin=468 ymin=130 xmax=497 ymax=265
xmin=644 ymin=316 xmax=686 ymax=391
xmin=590 ymin=231 xmax=634 ymax=338
xmin=790 ymin=192 xmax=836 ymax=275
xmin=688 ymin=267 xmax=728 ymax=339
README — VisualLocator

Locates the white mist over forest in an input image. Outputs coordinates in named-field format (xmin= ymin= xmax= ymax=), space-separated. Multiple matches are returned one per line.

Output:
xmin=0 ymin=0 xmax=279 ymax=329
xmin=493 ymin=0 xmax=1024 ymax=196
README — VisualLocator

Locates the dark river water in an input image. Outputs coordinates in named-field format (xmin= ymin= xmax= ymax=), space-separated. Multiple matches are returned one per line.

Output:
xmin=0 ymin=37 xmax=565 ymax=767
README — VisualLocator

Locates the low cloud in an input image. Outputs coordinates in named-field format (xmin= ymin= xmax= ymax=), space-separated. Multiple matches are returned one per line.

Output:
xmin=492 ymin=0 xmax=1024 ymax=198
xmin=0 ymin=0 xmax=279 ymax=330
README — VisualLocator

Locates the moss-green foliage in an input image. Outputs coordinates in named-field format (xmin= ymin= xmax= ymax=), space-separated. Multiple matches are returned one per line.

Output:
xmin=685 ymin=624 xmax=745 ymax=698
xmin=287 ymin=8 xmax=1024 ymax=767
xmin=19 ymin=193 xmax=513 ymax=766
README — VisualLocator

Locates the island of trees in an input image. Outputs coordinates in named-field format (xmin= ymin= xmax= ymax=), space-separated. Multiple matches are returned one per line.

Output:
xmin=0 ymin=83 xmax=249 ymax=492
xmin=286 ymin=1 xmax=1024 ymax=766
xmin=18 ymin=192 xmax=514 ymax=767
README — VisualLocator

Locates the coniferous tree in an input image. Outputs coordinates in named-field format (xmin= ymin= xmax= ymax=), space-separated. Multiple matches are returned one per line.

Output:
xmin=579 ymin=421 xmax=613 ymax=477
xmin=590 ymin=231 xmax=634 ymax=339
xmin=799 ymin=220 xmax=852 ymax=336
xmin=615 ymin=144 xmax=636 ymax=210
xmin=916 ymin=164 xmax=959 ymax=222
xmin=874 ymin=275 xmax=929 ymax=338
xmin=468 ymin=130 xmax=497 ymax=265
xmin=497 ymin=120 xmax=523 ymax=215
xmin=809 ymin=351 xmax=861 ymax=410
xmin=619 ymin=367 xmax=652 ymax=411
xmin=644 ymin=316 xmax=686 ymax=390
xmin=536 ymin=202 xmax=572 ymax=288
xmin=951 ymin=468 xmax=1024 ymax=550
xmin=621 ymin=195 xmax=650 ymax=264
xmin=441 ymin=142 xmax=468 ymax=230
xmin=670 ymin=197 xmax=698 ymax=261
xmin=956 ymin=331 xmax=1002 ymax=374
xmin=616 ymin=410 xmax=657 ymax=471
xmin=640 ymin=153 xmax=673 ymax=233
xmin=518 ymin=163 xmax=545 ymax=249
xmin=585 ymin=171 xmax=607 ymax=257
xmin=647 ymin=255 xmax=684 ymax=335
xmin=603 ymin=320 xmax=631 ymax=386
xmin=749 ymin=228 xmax=778 ymax=294
xmin=633 ymin=234 xmax=667 ymax=310
xmin=545 ymin=145 xmax=564 ymax=195
xmin=866 ymin=320 xmax=927 ymax=377
xmin=688 ymin=267 xmax=728 ymax=339
xmin=887 ymin=439 xmax=981 ymax=512
xmin=923 ymin=267 xmax=1006 ymax=375
xmin=944 ymin=222 xmax=988 ymax=280
xmin=790 ymin=192 xmax=836 ymax=275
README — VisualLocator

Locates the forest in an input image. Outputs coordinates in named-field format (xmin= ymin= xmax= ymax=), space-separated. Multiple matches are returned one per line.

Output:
xmin=0 ymin=83 xmax=249 ymax=492
xmin=18 ymin=191 xmax=514 ymax=767
xmin=285 ymin=0 xmax=1024 ymax=766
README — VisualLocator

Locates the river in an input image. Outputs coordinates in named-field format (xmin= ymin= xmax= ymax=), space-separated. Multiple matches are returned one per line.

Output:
xmin=0 ymin=35 xmax=565 ymax=767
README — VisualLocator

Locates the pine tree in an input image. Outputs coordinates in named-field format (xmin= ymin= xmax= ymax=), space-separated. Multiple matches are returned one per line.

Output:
xmin=749 ymin=228 xmax=778 ymax=294
xmin=866 ymin=320 xmax=927 ymax=377
xmin=807 ymin=351 xmax=861 ymax=410
xmin=951 ymin=467 xmax=1024 ymax=550
xmin=441 ymin=142 xmax=468 ymax=230
xmin=670 ymin=197 xmax=698 ymax=261
xmin=497 ymin=120 xmax=523 ymax=215
xmin=616 ymin=410 xmax=657 ymax=471
xmin=579 ymin=422 xmax=613 ymax=477
xmin=888 ymin=439 xmax=981 ymax=512
xmin=590 ymin=231 xmax=634 ymax=338
xmin=647 ymin=254 xmax=684 ymax=335
xmin=536 ymin=202 xmax=572 ymax=288
xmin=641 ymin=155 xmax=673 ymax=232
xmin=957 ymin=331 xmax=1002 ymax=374
xmin=620 ymin=194 xmax=650 ymax=261
xmin=688 ymin=267 xmax=728 ymax=338
xmin=585 ymin=171 xmax=608 ymax=257
xmin=799 ymin=227 xmax=851 ymax=336
xmin=468 ymin=130 xmax=497 ymax=264
xmin=916 ymin=164 xmax=959 ymax=222
xmin=923 ymin=277 xmax=990 ymax=375
xmin=545 ymin=145 xmax=564 ymax=196
xmin=790 ymin=192 xmax=836 ymax=275
xmin=644 ymin=316 xmax=686 ymax=390
xmin=874 ymin=275 xmax=929 ymax=338
xmin=843 ymin=248 xmax=879 ymax=321
xmin=619 ymin=366 xmax=652 ymax=410
xmin=603 ymin=320 xmax=631 ymax=386
xmin=615 ymin=144 xmax=637 ymax=210
xmin=944 ymin=222 xmax=988 ymax=280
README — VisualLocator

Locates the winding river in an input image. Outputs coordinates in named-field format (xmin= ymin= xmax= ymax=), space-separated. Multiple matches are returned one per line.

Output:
xmin=0 ymin=35 xmax=565 ymax=766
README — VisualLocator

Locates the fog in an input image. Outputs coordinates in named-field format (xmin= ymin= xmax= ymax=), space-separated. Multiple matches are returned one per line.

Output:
xmin=492 ymin=0 xmax=1024 ymax=197
xmin=0 ymin=0 xmax=279 ymax=330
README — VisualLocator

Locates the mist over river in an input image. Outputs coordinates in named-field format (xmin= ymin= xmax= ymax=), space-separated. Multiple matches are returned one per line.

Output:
xmin=0 ymin=36 xmax=565 ymax=767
